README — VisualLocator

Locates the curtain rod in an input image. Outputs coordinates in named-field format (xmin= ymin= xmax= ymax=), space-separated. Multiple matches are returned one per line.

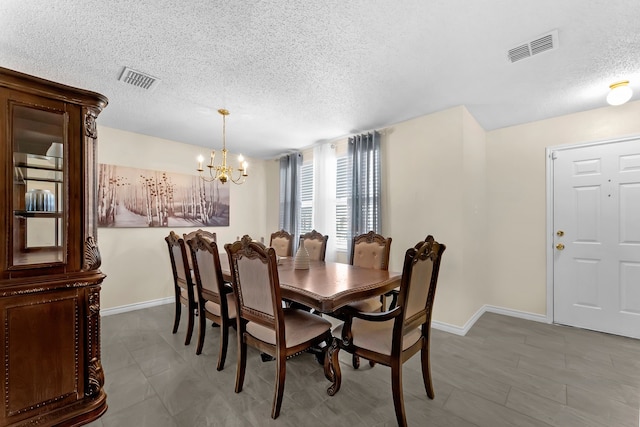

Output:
xmin=273 ymin=126 xmax=391 ymax=159
xmin=310 ymin=126 xmax=390 ymax=148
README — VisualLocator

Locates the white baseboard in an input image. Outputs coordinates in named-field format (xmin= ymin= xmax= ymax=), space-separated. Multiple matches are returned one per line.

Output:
xmin=101 ymin=297 xmax=174 ymax=316
xmin=100 ymin=298 xmax=548 ymax=337
xmin=431 ymin=304 xmax=548 ymax=336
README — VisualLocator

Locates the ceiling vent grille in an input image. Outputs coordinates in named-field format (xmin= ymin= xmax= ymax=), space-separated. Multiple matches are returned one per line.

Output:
xmin=118 ymin=67 xmax=160 ymax=90
xmin=508 ymin=30 xmax=559 ymax=63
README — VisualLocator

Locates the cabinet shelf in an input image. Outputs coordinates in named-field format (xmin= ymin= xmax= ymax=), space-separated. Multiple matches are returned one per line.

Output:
xmin=14 ymin=210 xmax=62 ymax=218
xmin=14 ymin=158 xmax=63 ymax=172
xmin=13 ymin=155 xmax=63 ymax=185
xmin=15 ymin=177 xmax=64 ymax=184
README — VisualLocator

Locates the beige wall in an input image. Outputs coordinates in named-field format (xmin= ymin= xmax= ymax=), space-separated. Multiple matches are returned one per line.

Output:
xmin=383 ymin=106 xmax=487 ymax=326
xmin=383 ymin=100 xmax=640 ymax=328
xmin=264 ymin=159 xmax=281 ymax=237
xmin=97 ymin=99 xmax=640 ymax=330
xmin=485 ymin=100 xmax=640 ymax=315
xmin=97 ymin=126 xmax=271 ymax=310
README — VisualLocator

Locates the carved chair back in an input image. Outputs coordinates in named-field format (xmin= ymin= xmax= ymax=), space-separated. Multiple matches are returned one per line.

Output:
xmin=269 ymin=229 xmax=293 ymax=258
xmin=350 ymin=231 xmax=392 ymax=270
xmin=299 ymin=230 xmax=329 ymax=261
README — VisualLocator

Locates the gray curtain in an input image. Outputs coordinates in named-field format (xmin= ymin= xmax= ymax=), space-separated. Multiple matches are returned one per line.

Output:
xmin=348 ymin=131 xmax=381 ymax=242
xmin=279 ymin=152 xmax=302 ymax=250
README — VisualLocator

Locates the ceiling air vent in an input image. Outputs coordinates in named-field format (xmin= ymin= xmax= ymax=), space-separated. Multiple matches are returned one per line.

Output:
xmin=508 ymin=30 xmax=559 ymax=63
xmin=118 ymin=67 xmax=160 ymax=90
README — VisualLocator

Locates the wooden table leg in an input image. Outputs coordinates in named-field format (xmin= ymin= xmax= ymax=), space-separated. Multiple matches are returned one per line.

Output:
xmin=325 ymin=337 xmax=341 ymax=396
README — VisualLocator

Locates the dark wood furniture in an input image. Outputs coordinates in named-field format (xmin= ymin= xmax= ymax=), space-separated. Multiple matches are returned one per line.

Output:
xmin=0 ymin=67 xmax=108 ymax=426
xmin=269 ymin=229 xmax=293 ymax=257
xmin=299 ymin=229 xmax=329 ymax=261
xmin=187 ymin=234 xmax=236 ymax=367
xmin=219 ymin=248 xmax=401 ymax=396
xmin=330 ymin=238 xmax=446 ymax=427
xmin=344 ymin=231 xmax=393 ymax=368
xmin=165 ymin=231 xmax=197 ymax=345
xmin=346 ymin=230 xmax=393 ymax=312
xmin=182 ymin=229 xmax=217 ymax=272
xmin=183 ymin=229 xmax=216 ymax=244
xmin=225 ymin=237 xmax=333 ymax=419
xmin=219 ymin=256 xmax=400 ymax=314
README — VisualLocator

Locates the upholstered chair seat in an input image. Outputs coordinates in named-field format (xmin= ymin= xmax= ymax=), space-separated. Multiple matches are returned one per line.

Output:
xmin=246 ymin=308 xmax=331 ymax=347
xmin=333 ymin=320 xmax=421 ymax=356
xmin=203 ymin=293 xmax=236 ymax=319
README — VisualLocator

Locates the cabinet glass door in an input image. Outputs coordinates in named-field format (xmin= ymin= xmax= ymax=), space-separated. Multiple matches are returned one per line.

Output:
xmin=12 ymin=105 xmax=66 ymax=267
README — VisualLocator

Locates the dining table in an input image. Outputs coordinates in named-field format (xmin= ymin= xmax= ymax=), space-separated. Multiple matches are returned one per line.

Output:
xmin=218 ymin=255 xmax=401 ymax=395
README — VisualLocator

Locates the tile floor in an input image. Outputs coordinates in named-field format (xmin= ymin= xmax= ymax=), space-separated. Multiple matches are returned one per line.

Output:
xmin=86 ymin=304 xmax=640 ymax=426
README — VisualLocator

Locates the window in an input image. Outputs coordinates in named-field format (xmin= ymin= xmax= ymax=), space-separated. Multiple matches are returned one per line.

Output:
xmin=349 ymin=132 xmax=381 ymax=238
xmin=293 ymin=138 xmax=378 ymax=259
xmin=299 ymin=160 xmax=314 ymax=234
xmin=335 ymin=155 xmax=349 ymax=252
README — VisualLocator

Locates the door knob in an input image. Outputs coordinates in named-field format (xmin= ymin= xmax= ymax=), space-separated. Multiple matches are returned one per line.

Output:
xmin=556 ymin=230 xmax=564 ymax=237
xmin=556 ymin=243 xmax=565 ymax=250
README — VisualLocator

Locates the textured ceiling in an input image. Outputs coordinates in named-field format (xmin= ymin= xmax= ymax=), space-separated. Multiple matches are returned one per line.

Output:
xmin=1 ymin=0 xmax=639 ymax=159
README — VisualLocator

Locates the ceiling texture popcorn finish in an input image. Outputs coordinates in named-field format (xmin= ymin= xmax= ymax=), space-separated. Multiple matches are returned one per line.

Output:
xmin=1 ymin=0 xmax=639 ymax=159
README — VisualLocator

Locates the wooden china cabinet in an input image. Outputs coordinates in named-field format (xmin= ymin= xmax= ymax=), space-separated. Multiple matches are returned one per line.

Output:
xmin=0 ymin=67 xmax=108 ymax=426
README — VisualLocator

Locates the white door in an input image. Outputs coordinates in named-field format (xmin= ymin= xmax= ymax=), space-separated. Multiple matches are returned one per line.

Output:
xmin=553 ymin=138 xmax=640 ymax=338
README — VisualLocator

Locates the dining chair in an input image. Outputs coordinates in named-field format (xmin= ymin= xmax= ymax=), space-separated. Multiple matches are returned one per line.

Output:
xmin=330 ymin=238 xmax=446 ymax=427
xmin=350 ymin=231 xmax=392 ymax=272
xmin=187 ymin=234 xmax=236 ymax=369
xmin=183 ymin=229 xmax=217 ymax=269
xmin=299 ymin=229 xmax=329 ymax=261
xmin=183 ymin=229 xmax=217 ymax=243
xmin=388 ymin=235 xmax=437 ymax=310
xmin=164 ymin=231 xmax=197 ymax=345
xmin=269 ymin=229 xmax=293 ymax=257
xmin=225 ymin=236 xmax=333 ymax=419
xmin=342 ymin=231 xmax=392 ymax=368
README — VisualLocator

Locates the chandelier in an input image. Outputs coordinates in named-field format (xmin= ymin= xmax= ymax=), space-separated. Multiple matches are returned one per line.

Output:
xmin=197 ymin=108 xmax=248 ymax=184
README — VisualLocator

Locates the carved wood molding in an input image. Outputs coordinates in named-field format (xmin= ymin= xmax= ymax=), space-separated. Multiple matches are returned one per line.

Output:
xmin=87 ymin=358 xmax=104 ymax=397
xmin=86 ymin=288 xmax=103 ymax=397
xmin=84 ymin=109 xmax=98 ymax=139
xmin=83 ymin=236 xmax=102 ymax=271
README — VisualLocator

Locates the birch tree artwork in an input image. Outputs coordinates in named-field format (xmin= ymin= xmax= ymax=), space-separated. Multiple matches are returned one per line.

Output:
xmin=97 ymin=164 xmax=229 ymax=227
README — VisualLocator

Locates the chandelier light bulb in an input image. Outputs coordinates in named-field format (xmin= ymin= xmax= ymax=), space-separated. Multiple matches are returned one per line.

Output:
xmin=606 ymin=81 xmax=633 ymax=106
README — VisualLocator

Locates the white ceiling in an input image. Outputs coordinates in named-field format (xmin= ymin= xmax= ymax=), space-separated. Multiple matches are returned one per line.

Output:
xmin=1 ymin=0 xmax=639 ymax=159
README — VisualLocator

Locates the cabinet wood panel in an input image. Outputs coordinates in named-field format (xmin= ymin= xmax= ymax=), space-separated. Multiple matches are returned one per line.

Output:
xmin=3 ymin=291 xmax=81 ymax=418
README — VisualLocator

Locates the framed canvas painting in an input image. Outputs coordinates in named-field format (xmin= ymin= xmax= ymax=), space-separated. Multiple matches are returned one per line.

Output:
xmin=97 ymin=163 xmax=229 ymax=228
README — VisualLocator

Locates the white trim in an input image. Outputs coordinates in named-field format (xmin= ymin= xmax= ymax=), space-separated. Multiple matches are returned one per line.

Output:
xmin=100 ymin=297 xmax=173 ymax=317
xmin=485 ymin=305 xmax=548 ymax=323
xmin=546 ymin=146 xmax=555 ymax=324
xmin=432 ymin=304 xmax=548 ymax=336
xmin=99 ymin=299 xmax=548 ymax=338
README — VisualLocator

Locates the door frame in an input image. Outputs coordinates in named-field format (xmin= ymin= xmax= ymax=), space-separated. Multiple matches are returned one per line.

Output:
xmin=545 ymin=134 xmax=640 ymax=324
